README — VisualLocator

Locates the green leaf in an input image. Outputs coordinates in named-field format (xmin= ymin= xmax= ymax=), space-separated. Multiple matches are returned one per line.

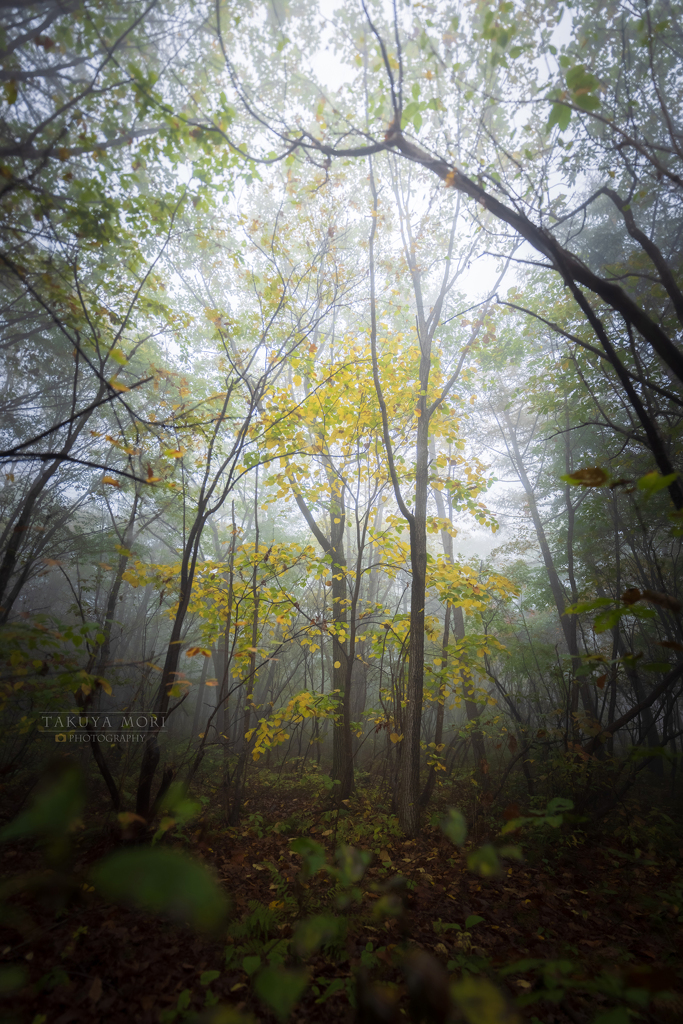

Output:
xmin=441 ymin=808 xmax=467 ymax=846
xmin=289 ymin=837 xmax=326 ymax=878
xmin=335 ymin=844 xmax=371 ymax=885
xmin=450 ymin=976 xmax=515 ymax=1023
xmin=467 ymin=844 xmax=501 ymax=878
xmin=574 ymin=92 xmax=600 ymax=111
xmin=315 ymin=977 xmax=345 ymax=1004
xmin=292 ymin=915 xmax=339 ymax=957
xmin=637 ymin=471 xmax=677 ymax=495
xmin=565 ymin=65 xmax=599 ymax=92
xmin=0 ymin=965 xmax=27 ymax=995
xmin=547 ymin=102 xmax=571 ymax=132
xmin=465 ymin=914 xmax=485 ymax=929
xmin=0 ymin=766 xmax=83 ymax=843
xmin=3 ymin=80 xmax=18 ymax=105
xmin=253 ymin=967 xmax=308 ymax=1021
xmin=593 ymin=607 xmax=626 ymax=633
xmin=242 ymin=955 xmax=262 ymax=976
xmin=158 ymin=782 xmax=201 ymax=826
xmin=499 ymin=818 xmax=525 ymax=835
xmin=497 ymin=844 xmax=524 ymax=860
xmin=401 ymin=101 xmax=420 ymax=129
xmin=91 ymin=848 xmax=229 ymax=931
xmin=564 ymin=598 xmax=612 ymax=615
xmin=200 ymin=970 xmax=220 ymax=986
xmin=546 ymin=797 xmax=573 ymax=815
xmin=593 ymin=1010 xmax=632 ymax=1024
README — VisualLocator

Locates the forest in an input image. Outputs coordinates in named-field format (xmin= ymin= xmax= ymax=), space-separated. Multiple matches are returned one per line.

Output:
xmin=0 ymin=0 xmax=682 ymax=1022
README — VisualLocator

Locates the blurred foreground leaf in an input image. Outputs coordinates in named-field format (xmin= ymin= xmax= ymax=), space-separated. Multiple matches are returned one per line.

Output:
xmin=0 ymin=765 xmax=83 ymax=843
xmin=91 ymin=847 xmax=229 ymax=931
xmin=253 ymin=966 xmax=308 ymax=1021
xmin=441 ymin=808 xmax=467 ymax=846
xmin=451 ymin=976 xmax=521 ymax=1024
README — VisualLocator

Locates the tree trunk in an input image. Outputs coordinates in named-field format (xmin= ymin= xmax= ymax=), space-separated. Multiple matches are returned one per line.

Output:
xmin=293 ymin=489 xmax=353 ymax=798
xmin=503 ymin=410 xmax=595 ymax=736
xmin=0 ymin=392 xmax=98 ymax=615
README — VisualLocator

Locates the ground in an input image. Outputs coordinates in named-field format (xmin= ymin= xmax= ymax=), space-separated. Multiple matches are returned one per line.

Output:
xmin=1 ymin=776 xmax=682 ymax=1024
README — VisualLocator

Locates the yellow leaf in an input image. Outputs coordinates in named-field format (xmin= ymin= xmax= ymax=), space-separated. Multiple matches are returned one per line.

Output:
xmin=102 ymin=476 xmax=120 ymax=487
xmin=568 ymin=467 xmax=608 ymax=487
xmin=164 ymin=449 xmax=185 ymax=459
xmin=108 ymin=378 xmax=129 ymax=392
xmin=97 ymin=677 xmax=112 ymax=695
xmin=117 ymin=812 xmax=145 ymax=827
xmin=205 ymin=678 xmax=218 ymax=687
xmin=389 ymin=732 xmax=402 ymax=744
xmin=451 ymin=976 xmax=520 ymax=1024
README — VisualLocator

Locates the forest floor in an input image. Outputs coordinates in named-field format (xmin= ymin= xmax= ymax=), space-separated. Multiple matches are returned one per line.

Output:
xmin=2 ymin=773 xmax=683 ymax=1024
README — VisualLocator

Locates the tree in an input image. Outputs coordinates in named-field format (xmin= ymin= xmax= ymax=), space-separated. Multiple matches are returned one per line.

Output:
xmin=217 ymin=0 xmax=683 ymax=506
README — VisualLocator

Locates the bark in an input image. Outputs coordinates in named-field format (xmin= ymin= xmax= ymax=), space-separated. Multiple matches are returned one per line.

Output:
xmin=600 ymin=188 xmax=683 ymax=326
xmin=381 ymin=130 xmax=683 ymax=388
xmin=0 ymin=392 xmax=98 ymax=615
xmin=190 ymin=653 xmax=210 ymax=745
xmin=502 ymin=411 xmax=595 ymax=732
xmin=229 ymin=473 xmax=261 ymax=825
xmin=430 ymin=475 xmax=489 ymax=787
xmin=420 ymin=604 xmax=449 ymax=807
xmin=293 ymin=489 xmax=353 ymax=798
xmin=302 ymin=123 xmax=683 ymax=395
xmin=93 ymin=493 xmax=139 ymax=676
xmin=584 ymin=661 xmax=683 ymax=756
xmin=366 ymin=158 xmax=460 ymax=834
xmin=0 ymin=497 xmax=84 ymax=620
xmin=136 ymin=503 xmax=208 ymax=817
